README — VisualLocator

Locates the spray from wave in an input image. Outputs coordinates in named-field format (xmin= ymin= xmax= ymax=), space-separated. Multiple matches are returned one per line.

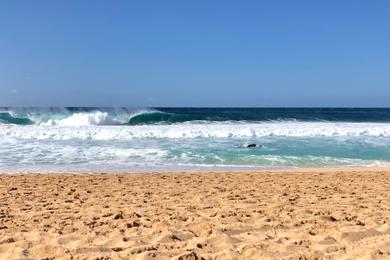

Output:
xmin=41 ymin=112 xmax=120 ymax=126
xmin=0 ymin=107 xmax=156 ymax=126
xmin=0 ymin=108 xmax=241 ymax=126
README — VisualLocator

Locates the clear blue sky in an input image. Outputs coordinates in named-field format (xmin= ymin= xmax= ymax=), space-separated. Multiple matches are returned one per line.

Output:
xmin=1 ymin=1 xmax=389 ymax=107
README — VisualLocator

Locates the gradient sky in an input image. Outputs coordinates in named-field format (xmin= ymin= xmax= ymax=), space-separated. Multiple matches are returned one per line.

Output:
xmin=1 ymin=1 xmax=390 ymax=107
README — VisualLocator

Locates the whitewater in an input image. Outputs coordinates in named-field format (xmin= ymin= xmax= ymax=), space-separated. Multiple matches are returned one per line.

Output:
xmin=1 ymin=107 xmax=390 ymax=172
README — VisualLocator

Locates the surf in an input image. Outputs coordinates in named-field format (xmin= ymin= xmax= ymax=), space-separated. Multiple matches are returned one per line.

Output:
xmin=2 ymin=107 xmax=390 ymax=171
xmin=2 ymin=107 xmax=390 ymax=126
xmin=0 ymin=112 xmax=34 ymax=125
xmin=127 ymin=111 xmax=204 ymax=125
xmin=2 ymin=121 xmax=390 ymax=140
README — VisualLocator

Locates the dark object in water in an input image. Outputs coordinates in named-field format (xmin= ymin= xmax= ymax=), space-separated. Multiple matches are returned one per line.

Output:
xmin=246 ymin=143 xmax=261 ymax=148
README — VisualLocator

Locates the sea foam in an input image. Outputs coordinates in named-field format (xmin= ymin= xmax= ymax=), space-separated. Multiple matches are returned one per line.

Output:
xmin=41 ymin=111 xmax=120 ymax=126
xmin=2 ymin=107 xmax=390 ymax=171
xmin=1 ymin=122 xmax=390 ymax=140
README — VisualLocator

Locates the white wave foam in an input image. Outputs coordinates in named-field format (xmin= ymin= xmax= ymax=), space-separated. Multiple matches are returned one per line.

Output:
xmin=2 ymin=122 xmax=390 ymax=140
xmin=0 ymin=108 xmax=159 ymax=126
xmin=39 ymin=109 xmax=162 ymax=126
xmin=242 ymin=155 xmax=390 ymax=167
xmin=40 ymin=112 xmax=121 ymax=126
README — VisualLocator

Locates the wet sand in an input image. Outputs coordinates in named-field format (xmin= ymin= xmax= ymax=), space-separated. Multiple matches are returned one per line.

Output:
xmin=1 ymin=168 xmax=390 ymax=259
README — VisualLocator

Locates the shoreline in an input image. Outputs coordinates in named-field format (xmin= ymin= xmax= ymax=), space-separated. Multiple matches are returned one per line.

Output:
xmin=2 ymin=166 xmax=390 ymax=175
xmin=1 ymin=168 xmax=390 ymax=259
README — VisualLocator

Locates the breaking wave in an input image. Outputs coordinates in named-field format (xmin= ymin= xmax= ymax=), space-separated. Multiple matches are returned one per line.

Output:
xmin=0 ymin=112 xmax=34 ymax=125
xmin=127 ymin=111 xmax=202 ymax=125
xmin=0 ymin=108 xmax=205 ymax=126
xmin=2 ymin=107 xmax=390 ymax=171
xmin=1 ymin=107 xmax=390 ymax=126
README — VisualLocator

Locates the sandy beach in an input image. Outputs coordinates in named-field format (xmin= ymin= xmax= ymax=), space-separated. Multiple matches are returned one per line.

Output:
xmin=1 ymin=169 xmax=390 ymax=259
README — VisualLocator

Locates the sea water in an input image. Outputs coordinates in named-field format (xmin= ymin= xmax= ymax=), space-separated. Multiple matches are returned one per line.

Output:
xmin=1 ymin=107 xmax=390 ymax=172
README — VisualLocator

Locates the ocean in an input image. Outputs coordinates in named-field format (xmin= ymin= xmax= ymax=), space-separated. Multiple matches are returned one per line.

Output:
xmin=1 ymin=107 xmax=390 ymax=172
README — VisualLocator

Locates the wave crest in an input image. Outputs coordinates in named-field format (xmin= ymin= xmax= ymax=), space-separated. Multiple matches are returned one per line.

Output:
xmin=2 ymin=107 xmax=390 ymax=126
xmin=0 ymin=112 xmax=33 ymax=125
xmin=128 ymin=111 xmax=199 ymax=125
xmin=41 ymin=111 xmax=121 ymax=126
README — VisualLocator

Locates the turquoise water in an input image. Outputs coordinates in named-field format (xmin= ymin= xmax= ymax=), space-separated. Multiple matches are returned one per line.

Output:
xmin=1 ymin=107 xmax=390 ymax=172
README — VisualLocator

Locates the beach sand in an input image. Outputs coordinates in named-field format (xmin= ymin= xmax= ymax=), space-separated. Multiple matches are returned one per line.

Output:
xmin=1 ymin=169 xmax=390 ymax=259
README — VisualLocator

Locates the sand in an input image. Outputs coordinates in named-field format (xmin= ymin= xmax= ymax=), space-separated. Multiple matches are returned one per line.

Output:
xmin=1 ymin=168 xmax=390 ymax=259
